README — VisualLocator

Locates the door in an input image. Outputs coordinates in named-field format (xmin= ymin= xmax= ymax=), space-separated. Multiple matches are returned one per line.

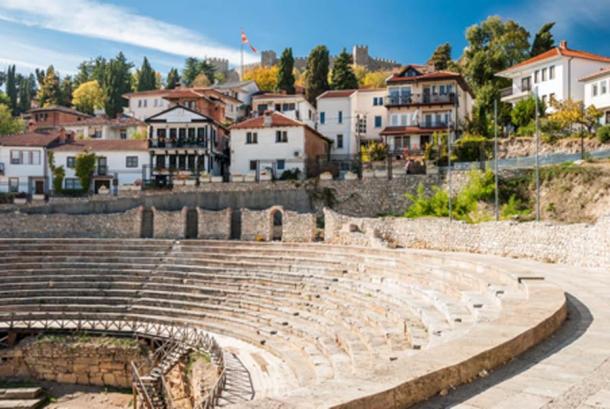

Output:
xmin=34 ymin=180 xmax=44 ymax=195
xmin=423 ymin=88 xmax=431 ymax=104
xmin=185 ymin=208 xmax=198 ymax=239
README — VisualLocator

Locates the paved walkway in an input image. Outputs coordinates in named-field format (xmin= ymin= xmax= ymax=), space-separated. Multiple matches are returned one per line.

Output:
xmin=414 ymin=256 xmax=610 ymax=409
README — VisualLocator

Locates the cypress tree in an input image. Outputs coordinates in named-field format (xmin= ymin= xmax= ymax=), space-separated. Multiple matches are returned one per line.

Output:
xmin=103 ymin=52 xmax=133 ymax=117
xmin=531 ymin=22 xmax=555 ymax=57
xmin=330 ymin=49 xmax=358 ymax=90
xmin=166 ymin=68 xmax=180 ymax=89
xmin=5 ymin=65 xmax=18 ymax=115
xmin=277 ymin=48 xmax=295 ymax=94
xmin=304 ymin=45 xmax=330 ymax=105
xmin=428 ymin=43 xmax=452 ymax=70
xmin=137 ymin=57 xmax=157 ymax=91
xmin=59 ymin=75 xmax=73 ymax=106
xmin=18 ymin=74 xmax=36 ymax=114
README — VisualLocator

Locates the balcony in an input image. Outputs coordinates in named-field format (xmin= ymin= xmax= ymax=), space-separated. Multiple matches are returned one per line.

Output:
xmin=500 ymin=85 xmax=532 ymax=103
xmin=149 ymin=139 xmax=209 ymax=149
xmin=386 ymin=93 xmax=456 ymax=107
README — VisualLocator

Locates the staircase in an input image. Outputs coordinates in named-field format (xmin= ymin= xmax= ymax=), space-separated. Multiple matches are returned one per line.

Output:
xmin=0 ymin=388 xmax=45 ymax=409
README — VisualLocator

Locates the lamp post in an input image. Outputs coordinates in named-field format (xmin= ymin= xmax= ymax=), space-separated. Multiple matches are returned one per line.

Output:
xmin=494 ymin=99 xmax=499 ymax=221
xmin=534 ymin=88 xmax=541 ymax=222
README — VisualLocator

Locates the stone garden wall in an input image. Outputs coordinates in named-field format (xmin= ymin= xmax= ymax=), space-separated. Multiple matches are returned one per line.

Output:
xmin=324 ymin=208 xmax=610 ymax=268
xmin=153 ymin=207 xmax=186 ymax=239
xmin=197 ymin=208 xmax=232 ymax=240
xmin=0 ymin=207 xmax=141 ymax=238
xmin=0 ymin=336 xmax=151 ymax=388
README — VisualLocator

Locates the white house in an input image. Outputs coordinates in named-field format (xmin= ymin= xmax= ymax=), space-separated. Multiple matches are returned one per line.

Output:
xmin=63 ymin=116 xmax=146 ymax=140
xmin=497 ymin=41 xmax=610 ymax=111
xmin=316 ymin=88 xmax=390 ymax=156
xmin=146 ymin=105 xmax=229 ymax=186
xmin=123 ymin=89 xmax=172 ymax=120
xmin=252 ymin=93 xmax=316 ymax=128
xmin=50 ymin=140 xmax=149 ymax=193
xmin=0 ymin=132 xmax=61 ymax=195
xmin=380 ymin=65 xmax=474 ymax=153
xmin=581 ymin=67 xmax=610 ymax=124
xmin=229 ymin=112 xmax=331 ymax=179
xmin=214 ymin=80 xmax=259 ymax=107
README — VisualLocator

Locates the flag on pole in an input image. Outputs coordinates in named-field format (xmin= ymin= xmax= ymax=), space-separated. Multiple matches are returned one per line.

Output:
xmin=241 ymin=30 xmax=257 ymax=53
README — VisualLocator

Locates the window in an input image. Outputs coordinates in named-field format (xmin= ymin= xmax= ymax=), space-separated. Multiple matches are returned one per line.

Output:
xmin=320 ymin=112 xmax=325 ymax=124
xmin=67 ymin=156 xmax=76 ymax=168
xmin=394 ymin=136 xmax=410 ymax=151
xmin=157 ymin=128 xmax=166 ymax=138
xmin=593 ymin=84 xmax=599 ymax=97
xmin=549 ymin=65 xmax=555 ymax=80
xmin=138 ymin=100 xmax=142 ymax=108
xmin=446 ymin=85 xmax=453 ymax=94
xmin=187 ymin=128 xmax=195 ymax=140
xmin=257 ymin=103 xmax=268 ymax=113
xmin=126 ymin=156 xmax=138 ymax=168
xmin=275 ymin=130 xmax=288 ymax=143
xmin=602 ymin=81 xmax=608 ymax=95
xmin=373 ymin=97 xmax=384 ymax=106
xmin=120 ymin=129 xmax=127 ymax=140
xmin=282 ymin=103 xmax=295 ymax=111
xmin=275 ymin=104 xmax=281 ymax=111
xmin=440 ymin=85 xmax=446 ymax=95
xmin=31 ymin=151 xmax=40 ymax=165
xmin=534 ymin=70 xmax=539 ymax=83
xmin=338 ymin=111 xmax=343 ymax=124
xmin=541 ymin=68 xmax=547 ymax=81
xmin=391 ymin=114 xmax=398 ymax=126
xmin=10 ymin=150 xmax=21 ymax=165
xmin=143 ymin=99 xmax=148 ymax=108
xmin=8 ymin=178 xmax=19 ymax=192
xmin=178 ymin=128 xmax=186 ymax=139
xmin=374 ymin=116 xmax=382 ymax=128
xmin=336 ymin=134 xmax=344 ymax=149
xmin=246 ymin=132 xmax=258 ymax=144
xmin=276 ymin=160 xmax=285 ymax=170
xmin=93 ymin=129 xmax=102 ymax=139
xmin=400 ymin=114 xmax=407 ymax=126
xmin=64 ymin=178 xmax=82 ymax=190
xmin=249 ymin=160 xmax=257 ymax=171
xmin=521 ymin=76 xmax=531 ymax=91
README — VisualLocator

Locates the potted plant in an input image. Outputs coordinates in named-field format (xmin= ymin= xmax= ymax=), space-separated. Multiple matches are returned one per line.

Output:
xmin=13 ymin=192 xmax=27 ymax=205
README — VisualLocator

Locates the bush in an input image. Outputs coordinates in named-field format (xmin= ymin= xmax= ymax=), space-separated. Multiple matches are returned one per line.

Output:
xmin=453 ymin=134 xmax=491 ymax=162
xmin=424 ymin=132 xmax=449 ymax=166
xmin=511 ymin=97 xmax=544 ymax=129
xmin=597 ymin=125 xmax=610 ymax=143
xmin=52 ymin=166 xmax=65 ymax=193
xmin=75 ymin=151 xmax=97 ymax=192
xmin=361 ymin=141 xmax=388 ymax=162
xmin=279 ymin=168 xmax=301 ymax=180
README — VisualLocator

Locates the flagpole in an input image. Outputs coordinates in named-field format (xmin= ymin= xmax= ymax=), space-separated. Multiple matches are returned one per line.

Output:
xmin=241 ymin=41 xmax=244 ymax=80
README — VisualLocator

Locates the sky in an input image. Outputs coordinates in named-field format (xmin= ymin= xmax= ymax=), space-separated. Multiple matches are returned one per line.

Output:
xmin=1 ymin=0 xmax=610 ymax=77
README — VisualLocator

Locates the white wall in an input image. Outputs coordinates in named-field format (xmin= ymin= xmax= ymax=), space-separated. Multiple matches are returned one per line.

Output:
xmin=125 ymin=96 xmax=170 ymax=120
xmin=354 ymin=90 xmax=386 ymax=142
xmin=253 ymin=96 xmax=316 ymax=128
xmin=0 ymin=146 xmax=47 ymax=193
xmin=64 ymin=124 xmax=145 ymax=140
xmin=230 ymin=127 xmax=305 ymax=175
xmin=317 ymin=97 xmax=356 ymax=155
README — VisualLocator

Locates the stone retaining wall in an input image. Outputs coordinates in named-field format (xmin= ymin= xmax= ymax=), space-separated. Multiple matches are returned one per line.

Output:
xmin=283 ymin=211 xmax=317 ymax=242
xmin=153 ymin=207 xmax=186 ymax=239
xmin=0 ymin=208 xmax=141 ymax=238
xmin=0 ymin=336 xmax=151 ymax=388
xmin=241 ymin=206 xmax=316 ymax=242
xmin=197 ymin=208 xmax=232 ymax=240
xmin=324 ymin=208 xmax=610 ymax=267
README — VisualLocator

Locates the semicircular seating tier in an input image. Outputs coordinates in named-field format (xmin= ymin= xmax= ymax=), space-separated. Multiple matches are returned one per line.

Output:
xmin=0 ymin=239 xmax=566 ymax=409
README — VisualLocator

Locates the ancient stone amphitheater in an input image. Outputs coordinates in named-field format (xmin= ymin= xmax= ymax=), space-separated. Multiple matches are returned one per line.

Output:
xmin=0 ymin=235 xmax=573 ymax=409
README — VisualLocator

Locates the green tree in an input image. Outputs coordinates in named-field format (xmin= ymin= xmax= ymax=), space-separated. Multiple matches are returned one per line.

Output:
xmin=0 ymin=104 xmax=25 ymax=135
xmin=0 ymin=70 xmax=5 ymax=87
xmin=304 ymin=45 xmax=330 ymax=105
xmin=428 ymin=43 xmax=452 ymax=70
xmin=166 ymin=67 xmax=180 ymax=89
xmin=531 ymin=22 xmax=555 ymax=57
xmin=17 ymin=74 xmax=36 ymax=114
xmin=200 ymin=60 xmax=216 ymax=84
xmin=5 ymin=65 xmax=17 ymax=115
xmin=59 ymin=75 xmax=73 ymax=106
xmin=181 ymin=58 xmax=215 ymax=86
xmin=277 ymin=48 xmax=296 ymax=94
xmin=103 ymin=52 xmax=133 ymax=117
xmin=511 ymin=96 xmax=545 ymax=129
xmin=136 ymin=57 xmax=157 ymax=91
xmin=37 ymin=65 xmax=61 ymax=107
xmin=74 ymin=57 xmax=107 ymax=87
xmin=72 ymin=80 xmax=105 ymax=115
xmin=330 ymin=48 xmax=358 ymax=90
xmin=75 ymin=151 xmax=97 ymax=193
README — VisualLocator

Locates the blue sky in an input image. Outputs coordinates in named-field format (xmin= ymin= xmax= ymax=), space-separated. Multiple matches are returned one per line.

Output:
xmin=1 ymin=0 xmax=610 ymax=76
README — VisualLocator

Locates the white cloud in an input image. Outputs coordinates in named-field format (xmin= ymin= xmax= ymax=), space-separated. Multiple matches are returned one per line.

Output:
xmin=0 ymin=36 xmax=85 ymax=73
xmin=0 ymin=0 xmax=257 ymax=66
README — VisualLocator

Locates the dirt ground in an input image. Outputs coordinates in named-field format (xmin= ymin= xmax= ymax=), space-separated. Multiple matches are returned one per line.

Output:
xmin=43 ymin=383 xmax=131 ymax=409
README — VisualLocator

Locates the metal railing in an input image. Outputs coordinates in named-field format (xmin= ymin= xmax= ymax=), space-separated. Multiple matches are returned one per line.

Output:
xmin=149 ymin=140 xmax=209 ymax=149
xmin=386 ymin=93 xmax=456 ymax=106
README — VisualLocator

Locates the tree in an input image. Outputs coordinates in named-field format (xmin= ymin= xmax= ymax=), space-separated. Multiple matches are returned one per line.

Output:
xmin=511 ymin=96 xmax=545 ymax=129
xmin=277 ymin=48 xmax=296 ymax=94
xmin=5 ymin=65 xmax=17 ymax=115
xmin=304 ymin=45 xmax=330 ymax=105
xmin=166 ymin=68 xmax=180 ymax=89
xmin=74 ymin=57 xmax=107 ymax=87
xmin=531 ymin=22 xmax=555 ymax=57
xmin=103 ymin=52 xmax=133 ymax=117
xmin=0 ymin=70 xmax=5 ymax=87
xmin=330 ymin=48 xmax=358 ymax=90
xmin=181 ymin=58 xmax=216 ymax=87
xmin=360 ymin=70 xmax=391 ymax=88
xmin=428 ymin=43 xmax=452 ymax=70
xmin=192 ymin=72 xmax=211 ymax=87
xmin=136 ymin=57 xmax=157 ymax=91
xmin=200 ymin=60 xmax=216 ymax=85
xmin=17 ymin=74 xmax=36 ymax=114
xmin=243 ymin=65 xmax=279 ymax=91
xmin=75 ymin=151 xmax=97 ymax=193
xmin=0 ymin=104 xmax=24 ymax=135
xmin=72 ymin=80 xmax=105 ymax=115
xmin=37 ymin=66 xmax=61 ymax=107
xmin=59 ymin=75 xmax=73 ymax=106
xmin=550 ymin=98 xmax=602 ymax=158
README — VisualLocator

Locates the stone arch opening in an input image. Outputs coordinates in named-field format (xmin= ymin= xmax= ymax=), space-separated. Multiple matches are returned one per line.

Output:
xmin=271 ymin=209 xmax=283 ymax=241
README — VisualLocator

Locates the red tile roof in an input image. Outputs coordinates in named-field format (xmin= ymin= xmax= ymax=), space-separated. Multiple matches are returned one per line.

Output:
xmin=253 ymin=93 xmax=307 ymax=100
xmin=579 ymin=66 xmax=610 ymax=82
xmin=317 ymin=90 xmax=357 ymax=99
xmin=230 ymin=112 xmax=304 ymax=129
xmin=28 ymin=105 xmax=91 ymax=117
xmin=50 ymin=139 xmax=148 ymax=152
xmin=498 ymin=44 xmax=610 ymax=75
xmin=62 ymin=116 xmax=146 ymax=128
xmin=0 ymin=131 xmax=61 ymax=147
xmin=380 ymin=126 xmax=448 ymax=136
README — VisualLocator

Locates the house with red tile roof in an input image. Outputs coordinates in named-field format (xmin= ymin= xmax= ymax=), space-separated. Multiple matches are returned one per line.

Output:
xmin=62 ymin=116 xmax=147 ymax=140
xmin=251 ymin=93 xmax=316 ymax=128
xmin=26 ymin=106 xmax=91 ymax=131
xmin=229 ymin=111 xmax=330 ymax=180
xmin=581 ymin=67 xmax=610 ymax=125
xmin=380 ymin=65 xmax=473 ymax=154
xmin=497 ymin=41 xmax=610 ymax=110
xmin=316 ymin=88 xmax=388 ymax=156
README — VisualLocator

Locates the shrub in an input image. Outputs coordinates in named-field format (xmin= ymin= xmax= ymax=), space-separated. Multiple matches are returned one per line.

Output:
xmin=75 ymin=151 xmax=97 ymax=192
xmin=361 ymin=141 xmax=388 ymax=162
xmin=511 ymin=97 xmax=544 ymax=129
xmin=52 ymin=166 xmax=65 ymax=193
xmin=453 ymin=134 xmax=491 ymax=162
xmin=279 ymin=168 xmax=301 ymax=180
xmin=597 ymin=125 xmax=610 ymax=143
xmin=424 ymin=132 xmax=449 ymax=166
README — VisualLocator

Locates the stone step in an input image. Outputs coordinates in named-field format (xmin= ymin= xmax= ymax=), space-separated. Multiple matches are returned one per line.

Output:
xmin=0 ymin=399 xmax=45 ymax=409
xmin=0 ymin=389 xmax=42 ymax=400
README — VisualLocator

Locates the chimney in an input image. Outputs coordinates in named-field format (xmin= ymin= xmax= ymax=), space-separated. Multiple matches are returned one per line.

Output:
xmin=263 ymin=111 xmax=273 ymax=127
xmin=560 ymin=40 xmax=568 ymax=49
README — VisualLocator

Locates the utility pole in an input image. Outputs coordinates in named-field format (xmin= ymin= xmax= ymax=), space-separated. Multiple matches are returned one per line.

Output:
xmin=534 ymin=89 xmax=541 ymax=222
xmin=494 ymin=99 xmax=499 ymax=221
xmin=447 ymin=116 xmax=452 ymax=221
